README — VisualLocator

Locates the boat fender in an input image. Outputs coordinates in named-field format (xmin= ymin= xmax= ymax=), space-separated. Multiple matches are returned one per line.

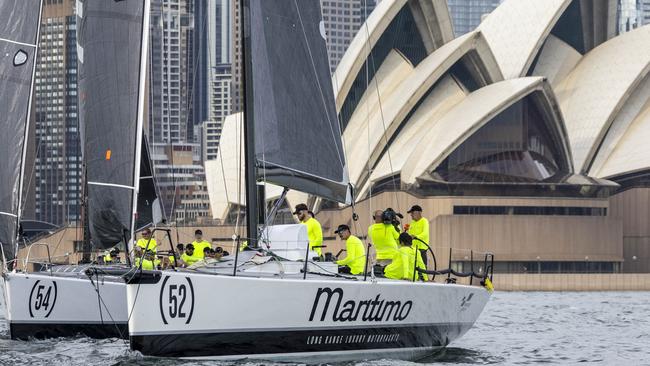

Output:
xmin=482 ymin=278 xmax=494 ymax=292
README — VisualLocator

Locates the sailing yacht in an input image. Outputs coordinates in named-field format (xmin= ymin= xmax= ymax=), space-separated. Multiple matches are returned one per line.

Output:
xmin=124 ymin=0 xmax=492 ymax=361
xmin=4 ymin=0 xmax=156 ymax=339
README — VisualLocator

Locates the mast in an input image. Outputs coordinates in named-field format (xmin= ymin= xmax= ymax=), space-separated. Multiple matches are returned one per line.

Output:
xmin=241 ymin=0 xmax=258 ymax=246
xmin=14 ymin=0 xmax=44 ymax=262
xmin=129 ymin=0 xmax=152 ymax=249
xmin=81 ymin=165 xmax=91 ymax=263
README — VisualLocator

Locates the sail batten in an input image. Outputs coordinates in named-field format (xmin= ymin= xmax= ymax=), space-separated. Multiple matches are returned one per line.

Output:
xmin=0 ymin=0 xmax=42 ymax=263
xmin=248 ymin=0 xmax=350 ymax=203
xmin=77 ymin=0 xmax=150 ymax=250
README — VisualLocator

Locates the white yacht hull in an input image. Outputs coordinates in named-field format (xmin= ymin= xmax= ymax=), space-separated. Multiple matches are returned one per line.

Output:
xmin=4 ymin=271 xmax=128 ymax=339
xmin=127 ymin=271 xmax=490 ymax=361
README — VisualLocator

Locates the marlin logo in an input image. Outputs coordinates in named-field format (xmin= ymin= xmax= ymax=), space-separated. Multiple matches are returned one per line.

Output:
xmin=309 ymin=287 xmax=413 ymax=322
xmin=460 ymin=293 xmax=474 ymax=311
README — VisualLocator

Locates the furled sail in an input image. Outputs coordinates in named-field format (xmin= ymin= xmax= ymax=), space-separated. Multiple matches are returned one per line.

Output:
xmin=0 ymin=0 xmax=42 ymax=262
xmin=248 ymin=0 xmax=351 ymax=203
xmin=77 ymin=0 xmax=149 ymax=249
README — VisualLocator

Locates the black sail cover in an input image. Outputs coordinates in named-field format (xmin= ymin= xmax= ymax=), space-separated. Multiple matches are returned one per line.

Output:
xmin=249 ymin=0 xmax=351 ymax=203
xmin=77 ymin=0 xmax=148 ymax=249
xmin=0 ymin=0 xmax=41 ymax=262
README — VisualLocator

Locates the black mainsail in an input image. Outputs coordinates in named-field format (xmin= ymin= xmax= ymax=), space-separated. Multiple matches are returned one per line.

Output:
xmin=0 ymin=0 xmax=42 ymax=264
xmin=135 ymin=136 xmax=163 ymax=230
xmin=247 ymin=0 xmax=350 ymax=203
xmin=77 ymin=0 xmax=151 ymax=250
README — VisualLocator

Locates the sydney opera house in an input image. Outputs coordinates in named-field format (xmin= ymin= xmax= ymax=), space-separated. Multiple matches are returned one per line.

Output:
xmin=206 ymin=0 xmax=650 ymax=273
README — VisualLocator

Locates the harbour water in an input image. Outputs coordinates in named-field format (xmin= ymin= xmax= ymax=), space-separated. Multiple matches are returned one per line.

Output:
xmin=1 ymin=291 xmax=649 ymax=365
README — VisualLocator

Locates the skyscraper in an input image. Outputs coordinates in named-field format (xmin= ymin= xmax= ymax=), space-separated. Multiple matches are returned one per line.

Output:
xmin=202 ymin=64 xmax=231 ymax=161
xmin=34 ymin=0 xmax=82 ymax=226
xmin=148 ymin=0 xmax=194 ymax=145
xmin=619 ymin=0 xmax=641 ymax=33
xmin=321 ymin=0 xmax=377 ymax=72
xmin=641 ymin=0 xmax=650 ymax=25
xmin=447 ymin=0 xmax=502 ymax=36
xmin=194 ymin=0 xmax=232 ymax=161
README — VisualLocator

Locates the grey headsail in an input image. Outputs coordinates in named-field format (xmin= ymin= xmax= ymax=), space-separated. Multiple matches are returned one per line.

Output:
xmin=0 ymin=0 xmax=42 ymax=263
xmin=77 ymin=0 xmax=150 ymax=249
xmin=248 ymin=0 xmax=351 ymax=203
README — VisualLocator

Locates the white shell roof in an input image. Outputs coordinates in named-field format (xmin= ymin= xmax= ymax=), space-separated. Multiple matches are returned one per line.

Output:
xmin=530 ymin=35 xmax=582 ymax=87
xmin=555 ymin=25 xmax=650 ymax=173
xmin=594 ymin=99 xmax=650 ymax=179
xmin=360 ymin=74 xmax=466 ymax=198
xmin=332 ymin=0 xmax=454 ymax=110
xmin=477 ymin=0 xmax=570 ymax=79
xmin=399 ymin=77 xmax=566 ymax=184
xmin=342 ymin=31 xmax=503 ymax=190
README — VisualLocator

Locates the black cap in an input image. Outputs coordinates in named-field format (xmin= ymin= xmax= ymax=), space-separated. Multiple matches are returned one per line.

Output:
xmin=334 ymin=224 xmax=350 ymax=234
xmin=399 ymin=232 xmax=413 ymax=245
xmin=293 ymin=203 xmax=309 ymax=215
xmin=186 ymin=243 xmax=195 ymax=250
xmin=195 ymin=229 xmax=203 ymax=235
xmin=407 ymin=205 xmax=423 ymax=213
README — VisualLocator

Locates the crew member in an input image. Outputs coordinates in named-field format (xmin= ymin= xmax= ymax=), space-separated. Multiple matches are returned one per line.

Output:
xmin=368 ymin=210 xmax=399 ymax=265
xmin=191 ymin=229 xmax=212 ymax=259
xmin=103 ymin=248 xmax=120 ymax=264
xmin=169 ymin=243 xmax=184 ymax=267
xmin=135 ymin=228 xmax=157 ymax=254
xmin=334 ymin=224 xmax=366 ymax=275
xmin=181 ymin=243 xmax=200 ymax=267
xmin=294 ymin=203 xmax=323 ymax=257
xmin=384 ymin=233 xmax=427 ymax=281
xmin=406 ymin=204 xmax=429 ymax=266
xmin=135 ymin=249 xmax=161 ymax=270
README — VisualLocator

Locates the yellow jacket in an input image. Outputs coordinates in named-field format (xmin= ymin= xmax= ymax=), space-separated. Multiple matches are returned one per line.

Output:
xmin=181 ymin=252 xmax=201 ymax=266
xmin=407 ymin=246 xmax=429 ymax=281
xmin=135 ymin=257 xmax=160 ymax=270
xmin=302 ymin=217 xmax=323 ymax=256
xmin=384 ymin=246 xmax=428 ymax=281
xmin=384 ymin=246 xmax=411 ymax=280
xmin=408 ymin=217 xmax=430 ymax=250
xmin=336 ymin=235 xmax=366 ymax=274
xmin=191 ymin=240 xmax=212 ymax=259
xmin=368 ymin=223 xmax=399 ymax=260
xmin=135 ymin=238 xmax=157 ymax=253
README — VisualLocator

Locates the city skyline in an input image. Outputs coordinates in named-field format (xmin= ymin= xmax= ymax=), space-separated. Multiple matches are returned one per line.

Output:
xmin=27 ymin=0 xmax=644 ymax=227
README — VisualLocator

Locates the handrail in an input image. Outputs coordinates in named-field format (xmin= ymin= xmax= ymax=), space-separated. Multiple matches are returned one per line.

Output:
xmin=233 ymin=235 xmax=241 ymax=276
xmin=415 ymin=247 xmax=495 ymax=286
xmin=363 ymin=243 xmax=371 ymax=281
xmin=24 ymin=243 xmax=53 ymax=276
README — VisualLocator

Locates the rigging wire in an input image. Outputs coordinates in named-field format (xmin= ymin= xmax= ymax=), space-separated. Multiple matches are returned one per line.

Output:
xmin=361 ymin=1 xmax=402 ymax=215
